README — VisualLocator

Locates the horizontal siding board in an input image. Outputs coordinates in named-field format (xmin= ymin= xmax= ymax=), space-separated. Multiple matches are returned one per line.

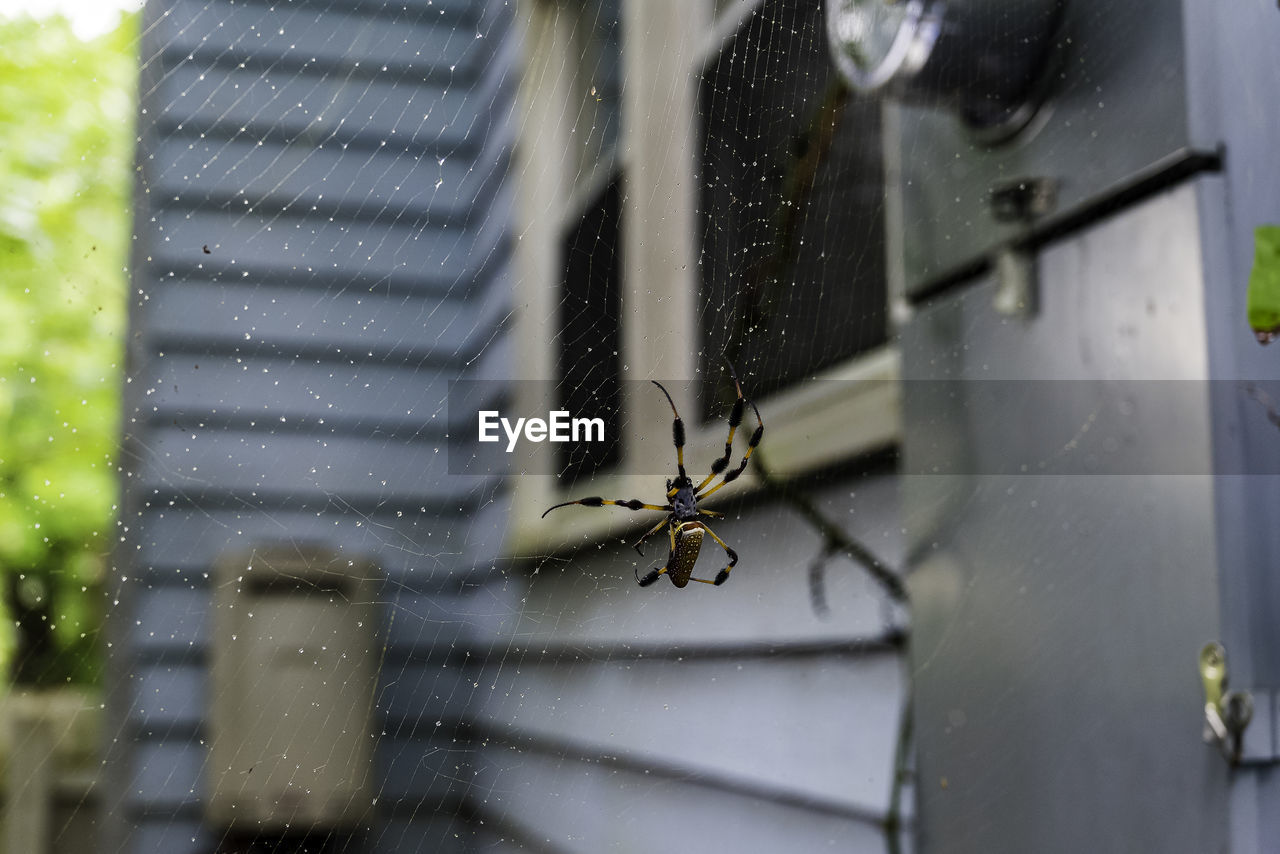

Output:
xmin=149 ymin=132 xmax=502 ymax=226
xmin=130 ymin=740 xmax=205 ymax=809
xmin=382 ymin=564 xmax=518 ymax=645
xmin=374 ymin=817 xmax=482 ymax=854
xmin=129 ymin=821 xmax=216 ymax=854
xmin=143 ymin=343 xmax=510 ymax=439
xmin=145 ymin=357 xmax=454 ymax=434
xmin=374 ymin=736 xmax=477 ymax=803
xmin=128 ymin=508 xmax=512 ymax=659
xmin=473 ymin=834 xmax=536 ymax=854
xmin=475 ymin=750 xmax=890 ymax=854
xmin=130 ymin=587 xmax=210 ymax=654
xmin=133 ymin=428 xmax=496 ymax=504
xmin=149 ymin=71 xmax=515 ymax=224
xmin=262 ymin=0 xmax=481 ymax=20
xmin=132 ymin=664 xmax=206 ymax=729
xmin=147 ymin=205 xmax=510 ymax=302
xmin=127 ymin=580 xmax=503 ymax=660
xmin=143 ymin=274 xmax=510 ymax=359
xmin=475 ymin=653 xmax=904 ymax=816
xmin=156 ymin=0 xmax=498 ymax=82
xmin=382 ymin=573 xmax=528 ymax=658
xmin=127 ymin=480 xmax=505 ymax=520
xmin=447 ymin=495 xmax=513 ymax=572
xmin=383 ymin=595 xmax=494 ymax=659
xmin=462 ymin=316 xmax=514 ymax=384
xmin=127 ymin=644 xmax=489 ymax=733
xmin=507 ymin=474 xmax=905 ymax=649
xmin=129 ymin=507 xmax=460 ymax=576
xmin=151 ymin=32 xmax=517 ymax=155
xmin=133 ymin=498 xmax=508 ymax=582
xmin=377 ymin=662 xmax=484 ymax=728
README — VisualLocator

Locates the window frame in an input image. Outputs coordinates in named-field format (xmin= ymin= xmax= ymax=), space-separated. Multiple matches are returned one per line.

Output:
xmin=507 ymin=0 xmax=900 ymax=556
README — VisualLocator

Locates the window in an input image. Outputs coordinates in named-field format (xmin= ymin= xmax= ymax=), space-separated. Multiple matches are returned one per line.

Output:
xmin=510 ymin=0 xmax=899 ymax=551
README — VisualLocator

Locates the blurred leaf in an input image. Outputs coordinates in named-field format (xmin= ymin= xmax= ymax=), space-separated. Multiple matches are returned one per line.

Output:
xmin=1247 ymin=225 xmax=1280 ymax=345
xmin=0 ymin=11 xmax=135 ymax=685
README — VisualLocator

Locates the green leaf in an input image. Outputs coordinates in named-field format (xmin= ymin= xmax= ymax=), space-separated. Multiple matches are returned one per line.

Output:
xmin=1247 ymin=225 xmax=1280 ymax=345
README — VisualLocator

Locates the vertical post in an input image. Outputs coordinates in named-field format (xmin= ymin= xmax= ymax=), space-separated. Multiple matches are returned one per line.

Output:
xmin=5 ymin=697 xmax=53 ymax=854
xmin=512 ymin=0 xmax=576 ymax=389
xmin=622 ymin=0 xmax=706 ymax=470
xmin=509 ymin=0 xmax=581 ymax=526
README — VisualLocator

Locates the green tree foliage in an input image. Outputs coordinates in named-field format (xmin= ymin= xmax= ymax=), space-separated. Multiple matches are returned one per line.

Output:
xmin=0 ymin=12 xmax=135 ymax=685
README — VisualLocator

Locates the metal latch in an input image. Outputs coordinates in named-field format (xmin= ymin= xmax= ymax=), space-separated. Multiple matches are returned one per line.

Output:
xmin=1200 ymin=642 xmax=1254 ymax=764
xmin=992 ymin=245 xmax=1037 ymax=318
xmin=987 ymin=177 xmax=1057 ymax=320
xmin=988 ymin=177 xmax=1058 ymax=224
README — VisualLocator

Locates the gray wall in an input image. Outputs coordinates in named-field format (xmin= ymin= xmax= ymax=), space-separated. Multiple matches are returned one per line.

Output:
xmin=902 ymin=181 xmax=1228 ymax=853
xmin=891 ymin=0 xmax=1280 ymax=851
xmin=106 ymin=0 xmax=517 ymax=850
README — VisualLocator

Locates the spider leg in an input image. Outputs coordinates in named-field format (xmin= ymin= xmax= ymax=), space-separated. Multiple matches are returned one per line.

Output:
xmin=695 ymin=369 xmax=747 ymax=493
xmin=636 ymin=526 xmax=678 ymax=586
xmin=696 ymin=397 xmax=763 ymax=501
xmin=651 ymin=380 xmax=688 ymax=487
xmin=632 ymin=517 xmax=671 ymax=555
xmin=632 ymin=524 xmax=675 ymax=583
xmin=636 ymin=565 xmax=668 ymax=586
xmin=685 ymin=524 xmax=738 ymax=586
xmin=542 ymin=497 xmax=672 ymax=519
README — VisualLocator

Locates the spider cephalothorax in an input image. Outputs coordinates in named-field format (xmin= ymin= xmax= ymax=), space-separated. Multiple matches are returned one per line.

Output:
xmin=542 ymin=367 xmax=763 ymax=588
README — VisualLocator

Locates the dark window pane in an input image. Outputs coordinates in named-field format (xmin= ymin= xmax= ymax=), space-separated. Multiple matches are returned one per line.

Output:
xmin=557 ymin=176 xmax=623 ymax=479
xmin=698 ymin=0 xmax=886 ymax=410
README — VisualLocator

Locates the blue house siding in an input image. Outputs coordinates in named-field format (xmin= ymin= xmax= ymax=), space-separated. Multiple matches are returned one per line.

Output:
xmin=106 ymin=0 xmax=517 ymax=851
xmin=468 ymin=472 xmax=909 ymax=852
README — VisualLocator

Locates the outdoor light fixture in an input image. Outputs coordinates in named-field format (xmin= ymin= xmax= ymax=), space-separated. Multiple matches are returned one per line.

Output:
xmin=825 ymin=0 xmax=1066 ymax=139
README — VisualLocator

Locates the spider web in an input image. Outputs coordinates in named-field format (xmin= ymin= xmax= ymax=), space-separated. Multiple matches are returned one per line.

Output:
xmin=82 ymin=2 xmax=1277 ymax=853
xmin=36 ymin=0 xmax=911 ymax=852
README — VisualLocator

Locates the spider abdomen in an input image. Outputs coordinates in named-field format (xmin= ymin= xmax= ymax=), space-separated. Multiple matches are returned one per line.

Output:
xmin=667 ymin=522 xmax=705 ymax=588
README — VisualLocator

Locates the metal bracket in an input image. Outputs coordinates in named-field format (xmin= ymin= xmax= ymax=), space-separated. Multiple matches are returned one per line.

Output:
xmin=1200 ymin=642 xmax=1255 ymax=765
xmin=992 ymin=244 xmax=1037 ymax=318
xmin=989 ymin=177 xmax=1058 ymax=224
xmin=987 ymin=178 xmax=1055 ymax=319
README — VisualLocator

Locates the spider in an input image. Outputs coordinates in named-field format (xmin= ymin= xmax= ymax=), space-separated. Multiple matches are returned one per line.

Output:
xmin=542 ymin=367 xmax=764 ymax=587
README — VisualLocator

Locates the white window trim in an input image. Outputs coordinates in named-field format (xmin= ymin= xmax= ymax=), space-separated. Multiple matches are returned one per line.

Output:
xmin=506 ymin=0 xmax=900 ymax=556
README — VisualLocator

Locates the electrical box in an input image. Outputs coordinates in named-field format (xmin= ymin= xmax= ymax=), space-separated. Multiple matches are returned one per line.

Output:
xmin=207 ymin=547 xmax=381 ymax=831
